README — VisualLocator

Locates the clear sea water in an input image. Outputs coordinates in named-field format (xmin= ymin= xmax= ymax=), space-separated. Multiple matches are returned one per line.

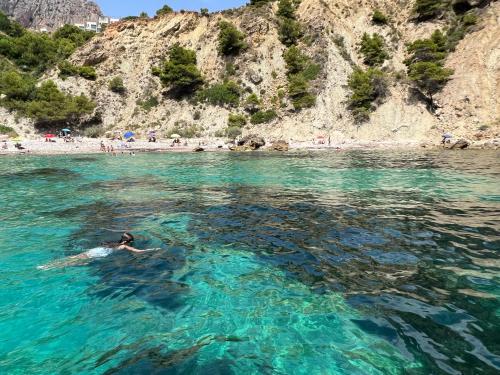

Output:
xmin=0 ymin=150 xmax=499 ymax=375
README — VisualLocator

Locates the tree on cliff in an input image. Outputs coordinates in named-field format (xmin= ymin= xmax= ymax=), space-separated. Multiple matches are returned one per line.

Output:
xmin=153 ymin=44 xmax=203 ymax=95
xmin=218 ymin=21 xmax=247 ymax=56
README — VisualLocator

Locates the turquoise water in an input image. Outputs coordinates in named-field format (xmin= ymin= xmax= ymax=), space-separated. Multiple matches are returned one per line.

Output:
xmin=0 ymin=150 xmax=499 ymax=374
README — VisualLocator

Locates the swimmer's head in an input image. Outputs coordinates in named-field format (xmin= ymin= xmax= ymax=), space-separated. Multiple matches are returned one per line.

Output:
xmin=120 ymin=232 xmax=134 ymax=244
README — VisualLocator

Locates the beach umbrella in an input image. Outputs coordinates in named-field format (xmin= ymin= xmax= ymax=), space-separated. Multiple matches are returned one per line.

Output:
xmin=0 ymin=135 xmax=9 ymax=141
xmin=124 ymin=131 xmax=135 ymax=139
xmin=12 ymin=137 xmax=22 ymax=142
xmin=45 ymin=134 xmax=56 ymax=138
xmin=170 ymin=134 xmax=181 ymax=139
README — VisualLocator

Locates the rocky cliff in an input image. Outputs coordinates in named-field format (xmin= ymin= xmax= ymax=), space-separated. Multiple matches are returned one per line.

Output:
xmin=10 ymin=0 xmax=500 ymax=144
xmin=0 ymin=0 xmax=102 ymax=29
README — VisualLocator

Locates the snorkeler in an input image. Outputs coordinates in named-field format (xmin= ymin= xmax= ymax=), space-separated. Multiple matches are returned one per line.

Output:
xmin=37 ymin=232 xmax=158 ymax=270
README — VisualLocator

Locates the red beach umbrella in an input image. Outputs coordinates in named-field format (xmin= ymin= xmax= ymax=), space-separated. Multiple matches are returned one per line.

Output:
xmin=44 ymin=134 xmax=56 ymax=138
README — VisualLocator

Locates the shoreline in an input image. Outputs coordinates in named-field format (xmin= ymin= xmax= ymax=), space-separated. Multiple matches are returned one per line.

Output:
xmin=1 ymin=137 xmax=498 ymax=156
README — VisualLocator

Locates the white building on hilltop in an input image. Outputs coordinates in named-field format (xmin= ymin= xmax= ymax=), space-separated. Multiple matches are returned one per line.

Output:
xmin=74 ymin=16 xmax=120 ymax=33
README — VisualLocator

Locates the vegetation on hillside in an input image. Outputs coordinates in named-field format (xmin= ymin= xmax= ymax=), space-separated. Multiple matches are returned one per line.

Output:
xmin=413 ymin=0 xmax=447 ymax=21
xmin=277 ymin=0 xmax=302 ymax=46
xmin=156 ymin=5 xmax=174 ymax=16
xmin=196 ymin=80 xmax=242 ymax=107
xmin=0 ymin=18 xmax=93 ymax=75
xmin=218 ymin=21 xmax=248 ymax=56
xmin=0 ymin=14 xmax=95 ymax=128
xmin=109 ymin=77 xmax=126 ymax=94
xmin=405 ymin=30 xmax=454 ymax=107
xmin=276 ymin=0 xmax=320 ymax=111
xmin=58 ymin=61 xmax=97 ymax=80
xmin=359 ymin=33 xmax=389 ymax=66
xmin=372 ymin=9 xmax=389 ymax=25
xmin=152 ymin=44 xmax=204 ymax=96
xmin=347 ymin=68 xmax=388 ymax=123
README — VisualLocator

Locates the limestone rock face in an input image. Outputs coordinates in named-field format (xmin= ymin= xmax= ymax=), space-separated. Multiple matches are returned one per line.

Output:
xmin=0 ymin=0 xmax=102 ymax=30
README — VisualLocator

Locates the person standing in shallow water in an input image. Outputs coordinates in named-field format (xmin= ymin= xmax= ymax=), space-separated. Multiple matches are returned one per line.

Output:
xmin=38 ymin=233 xmax=158 ymax=270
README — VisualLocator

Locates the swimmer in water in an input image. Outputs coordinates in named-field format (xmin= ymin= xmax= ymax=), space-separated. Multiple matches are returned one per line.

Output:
xmin=38 ymin=233 xmax=158 ymax=270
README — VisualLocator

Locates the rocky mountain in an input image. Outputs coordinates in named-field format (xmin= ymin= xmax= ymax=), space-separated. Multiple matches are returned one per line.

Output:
xmin=5 ymin=0 xmax=500 ymax=145
xmin=0 ymin=0 xmax=102 ymax=30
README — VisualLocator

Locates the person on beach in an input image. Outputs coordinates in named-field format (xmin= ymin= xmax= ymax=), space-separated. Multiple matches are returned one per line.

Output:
xmin=37 ymin=233 xmax=158 ymax=270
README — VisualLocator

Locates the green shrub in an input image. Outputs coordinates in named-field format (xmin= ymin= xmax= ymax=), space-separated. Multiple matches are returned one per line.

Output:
xmin=462 ymin=12 xmax=478 ymax=26
xmin=228 ymin=113 xmax=247 ymax=128
xmin=347 ymin=68 xmax=388 ymax=122
xmin=283 ymin=46 xmax=308 ymax=75
xmin=245 ymin=93 xmax=261 ymax=106
xmin=156 ymin=5 xmax=174 ymax=16
xmin=0 ymin=124 xmax=18 ymax=137
xmin=25 ymin=81 xmax=95 ymax=126
xmin=0 ymin=70 xmax=34 ymax=100
xmin=58 ymin=61 xmax=79 ymax=78
xmin=407 ymin=61 xmax=453 ymax=102
xmin=277 ymin=0 xmax=296 ymax=19
xmin=283 ymin=46 xmax=320 ymax=110
xmin=0 ymin=12 xmax=24 ymax=37
xmin=78 ymin=66 xmax=97 ymax=80
xmin=372 ymin=10 xmax=389 ymax=25
xmin=58 ymin=61 xmax=96 ymax=80
xmin=249 ymin=0 xmax=272 ymax=6
xmin=250 ymin=110 xmax=277 ymax=124
xmin=109 ymin=76 xmax=126 ymax=93
xmin=288 ymin=74 xmax=316 ymax=110
xmin=413 ymin=0 xmax=446 ymax=21
xmin=302 ymin=63 xmax=321 ymax=80
xmin=405 ymin=29 xmax=454 ymax=105
xmin=278 ymin=18 xmax=302 ymax=47
xmin=0 ymin=21 xmax=93 ymax=76
xmin=226 ymin=126 xmax=242 ymax=138
xmin=200 ymin=8 xmax=209 ymax=17
xmin=137 ymin=96 xmax=159 ymax=111
xmin=153 ymin=44 xmax=203 ymax=95
xmin=196 ymin=80 xmax=241 ymax=107
xmin=225 ymin=62 xmax=236 ymax=76
xmin=359 ymin=33 xmax=389 ymax=66
xmin=218 ymin=21 xmax=247 ymax=56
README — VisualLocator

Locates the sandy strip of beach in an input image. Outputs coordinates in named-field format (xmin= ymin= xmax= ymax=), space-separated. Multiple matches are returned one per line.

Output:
xmin=0 ymin=137 xmax=496 ymax=156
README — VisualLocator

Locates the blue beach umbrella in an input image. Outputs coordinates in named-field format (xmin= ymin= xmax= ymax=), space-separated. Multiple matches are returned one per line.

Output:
xmin=62 ymin=128 xmax=71 ymax=132
xmin=124 ymin=131 xmax=135 ymax=139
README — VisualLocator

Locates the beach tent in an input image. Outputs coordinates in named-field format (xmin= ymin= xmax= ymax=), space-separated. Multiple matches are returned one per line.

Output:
xmin=124 ymin=131 xmax=135 ymax=139
xmin=61 ymin=128 xmax=71 ymax=136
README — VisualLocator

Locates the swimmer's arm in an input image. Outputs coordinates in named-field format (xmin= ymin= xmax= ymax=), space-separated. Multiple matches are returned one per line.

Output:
xmin=118 ymin=245 xmax=161 ymax=253
xmin=118 ymin=244 xmax=150 ymax=253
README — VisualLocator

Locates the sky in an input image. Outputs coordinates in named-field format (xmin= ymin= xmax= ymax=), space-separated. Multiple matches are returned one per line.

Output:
xmin=96 ymin=1 xmax=248 ymax=18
